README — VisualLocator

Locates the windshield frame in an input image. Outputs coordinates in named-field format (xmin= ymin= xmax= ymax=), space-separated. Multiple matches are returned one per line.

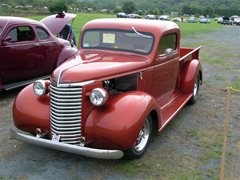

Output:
xmin=81 ymin=28 xmax=155 ymax=55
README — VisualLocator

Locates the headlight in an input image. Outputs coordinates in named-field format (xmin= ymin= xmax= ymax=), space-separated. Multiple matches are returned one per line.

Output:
xmin=89 ymin=88 xmax=108 ymax=106
xmin=33 ymin=80 xmax=47 ymax=96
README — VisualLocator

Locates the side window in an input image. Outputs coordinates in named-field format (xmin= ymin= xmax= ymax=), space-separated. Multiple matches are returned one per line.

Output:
xmin=158 ymin=33 xmax=177 ymax=55
xmin=7 ymin=26 xmax=35 ymax=42
xmin=36 ymin=27 xmax=49 ymax=40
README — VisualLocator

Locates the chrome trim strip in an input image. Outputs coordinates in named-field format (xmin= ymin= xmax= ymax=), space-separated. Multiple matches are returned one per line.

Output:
xmin=11 ymin=128 xmax=123 ymax=159
xmin=51 ymin=89 xmax=81 ymax=96
xmin=50 ymin=111 xmax=81 ymax=117
xmin=4 ymin=41 xmax=56 ymax=48
xmin=51 ymin=101 xmax=82 ymax=106
xmin=51 ymin=129 xmax=81 ymax=134
xmin=51 ymin=107 xmax=81 ymax=112
xmin=51 ymin=102 xmax=81 ymax=108
xmin=51 ymin=93 xmax=81 ymax=99
xmin=51 ymin=85 xmax=83 ymax=91
xmin=51 ymin=120 xmax=81 ymax=127
xmin=57 ymin=80 xmax=94 ymax=88
xmin=51 ymin=125 xmax=81 ymax=131
xmin=50 ymin=96 xmax=81 ymax=102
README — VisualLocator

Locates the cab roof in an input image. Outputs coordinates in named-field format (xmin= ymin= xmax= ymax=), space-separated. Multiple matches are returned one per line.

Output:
xmin=0 ymin=16 xmax=40 ymax=27
xmin=82 ymin=18 xmax=179 ymax=38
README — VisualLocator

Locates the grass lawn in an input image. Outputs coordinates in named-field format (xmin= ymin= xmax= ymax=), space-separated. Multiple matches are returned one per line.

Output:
xmin=28 ymin=13 xmax=222 ymax=45
xmin=177 ymin=21 xmax=222 ymax=38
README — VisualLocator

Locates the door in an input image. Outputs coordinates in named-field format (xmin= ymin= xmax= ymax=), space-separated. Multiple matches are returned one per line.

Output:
xmin=0 ymin=25 xmax=40 ymax=84
xmin=151 ymin=33 xmax=179 ymax=101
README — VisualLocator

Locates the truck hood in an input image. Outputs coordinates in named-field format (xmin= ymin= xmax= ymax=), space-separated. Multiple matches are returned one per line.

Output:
xmin=52 ymin=51 xmax=148 ymax=83
xmin=40 ymin=13 xmax=76 ymax=35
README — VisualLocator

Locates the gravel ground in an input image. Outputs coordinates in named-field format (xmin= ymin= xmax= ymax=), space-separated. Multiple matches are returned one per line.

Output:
xmin=0 ymin=25 xmax=240 ymax=179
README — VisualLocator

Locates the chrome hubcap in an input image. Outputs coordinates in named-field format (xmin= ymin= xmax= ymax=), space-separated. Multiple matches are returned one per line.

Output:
xmin=193 ymin=80 xmax=198 ymax=96
xmin=133 ymin=119 xmax=150 ymax=152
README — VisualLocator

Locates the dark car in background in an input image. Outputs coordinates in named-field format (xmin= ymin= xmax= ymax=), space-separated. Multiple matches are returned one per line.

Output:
xmin=0 ymin=15 xmax=78 ymax=92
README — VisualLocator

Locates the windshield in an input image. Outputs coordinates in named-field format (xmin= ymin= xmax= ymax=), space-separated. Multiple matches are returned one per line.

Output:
xmin=82 ymin=29 xmax=154 ymax=55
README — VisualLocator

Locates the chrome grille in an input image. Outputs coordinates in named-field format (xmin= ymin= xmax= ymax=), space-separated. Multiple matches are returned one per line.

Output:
xmin=50 ymin=81 xmax=82 ymax=145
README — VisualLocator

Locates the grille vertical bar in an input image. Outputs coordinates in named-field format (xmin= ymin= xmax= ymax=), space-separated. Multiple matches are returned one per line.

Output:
xmin=50 ymin=81 xmax=82 ymax=145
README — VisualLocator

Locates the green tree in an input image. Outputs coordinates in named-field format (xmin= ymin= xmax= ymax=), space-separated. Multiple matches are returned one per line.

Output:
xmin=122 ymin=1 xmax=136 ymax=14
xmin=182 ymin=5 xmax=191 ymax=15
xmin=48 ymin=0 xmax=68 ymax=13
xmin=203 ymin=6 xmax=214 ymax=16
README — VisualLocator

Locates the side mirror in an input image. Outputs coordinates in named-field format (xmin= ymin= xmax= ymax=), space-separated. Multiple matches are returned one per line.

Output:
xmin=2 ymin=36 xmax=12 ymax=46
xmin=164 ymin=48 xmax=174 ymax=58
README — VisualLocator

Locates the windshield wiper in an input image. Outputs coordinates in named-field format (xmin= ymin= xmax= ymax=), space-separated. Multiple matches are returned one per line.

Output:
xmin=131 ymin=26 xmax=152 ymax=39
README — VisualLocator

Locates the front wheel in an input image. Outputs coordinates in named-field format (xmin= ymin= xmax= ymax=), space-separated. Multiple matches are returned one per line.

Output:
xmin=188 ymin=74 xmax=200 ymax=104
xmin=124 ymin=116 xmax=153 ymax=159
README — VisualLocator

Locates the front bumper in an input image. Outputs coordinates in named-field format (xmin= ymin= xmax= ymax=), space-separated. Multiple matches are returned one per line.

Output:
xmin=11 ymin=128 xmax=124 ymax=159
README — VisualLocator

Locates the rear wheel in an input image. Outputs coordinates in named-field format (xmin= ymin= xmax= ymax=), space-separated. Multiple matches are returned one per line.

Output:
xmin=124 ymin=116 xmax=153 ymax=159
xmin=189 ymin=74 xmax=200 ymax=104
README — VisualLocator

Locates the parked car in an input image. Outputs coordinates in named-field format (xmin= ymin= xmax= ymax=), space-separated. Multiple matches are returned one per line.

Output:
xmin=117 ymin=12 xmax=127 ymax=18
xmin=188 ymin=17 xmax=197 ymax=23
xmin=230 ymin=15 xmax=240 ymax=25
xmin=199 ymin=17 xmax=211 ymax=23
xmin=127 ymin=14 xmax=141 ymax=19
xmin=217 ymin=17 xmax=223 ymax=23
xmin=0 ymin=15 xmax=78 ymax=92
xmin=144 ymin=14 xmax=157 ymax=20
xmin=159 ymin=15 xmax=170 ymax=21
xmin=221 ymin=17 xmax=233 ymax=25
xmin=12 ymin=18 xmax=202 ymax=159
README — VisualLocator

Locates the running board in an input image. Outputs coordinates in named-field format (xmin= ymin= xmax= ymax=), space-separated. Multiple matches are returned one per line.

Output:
xmin=3 ymin=75 xmax=50 ymax=90
xmin=159 ymin=93 xmax=192 ymax=131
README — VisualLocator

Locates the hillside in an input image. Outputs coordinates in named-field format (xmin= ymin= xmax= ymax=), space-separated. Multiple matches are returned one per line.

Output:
xmin=0 ymin=0 xmax=239 ymax=16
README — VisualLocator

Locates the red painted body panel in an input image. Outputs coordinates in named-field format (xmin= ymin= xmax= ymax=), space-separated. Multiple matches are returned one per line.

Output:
xmin=52 ymin=51 xmax=148 ymax=83
xmin=84 ymin=91 xmax=159 ymax=149
xmin=13 ymin=84 xmax=50 ymax=135
xmin=0 ymin=16 xmax=77 ymax=91
xmin=180 ymin=59 xmax=202 ymax=94
xmin=12 ymin=19 xmax=203 ymax=156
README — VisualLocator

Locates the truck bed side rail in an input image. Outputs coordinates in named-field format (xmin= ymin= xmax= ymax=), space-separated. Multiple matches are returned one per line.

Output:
xmin=179 ymin=46 xmax=202 ymax=62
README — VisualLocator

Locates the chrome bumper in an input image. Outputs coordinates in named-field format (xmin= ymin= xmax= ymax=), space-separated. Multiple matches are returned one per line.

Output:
xmin=11 ymin=128 xmax=124 ymax=159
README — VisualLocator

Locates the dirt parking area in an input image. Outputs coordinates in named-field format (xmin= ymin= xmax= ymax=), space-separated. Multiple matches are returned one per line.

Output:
xmin=0 ymin=26 xmax=240 ymax=179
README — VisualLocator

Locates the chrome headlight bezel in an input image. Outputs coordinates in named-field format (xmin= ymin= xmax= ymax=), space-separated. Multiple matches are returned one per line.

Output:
xmin=89 ymin=88 xmax=108 ymax=106
xmin=33 ymin=80 xmax=47 ymax=96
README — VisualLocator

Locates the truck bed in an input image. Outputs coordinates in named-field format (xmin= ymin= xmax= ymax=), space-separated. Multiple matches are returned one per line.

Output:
xmin=179 ymin=46 xmax=202 ymax=62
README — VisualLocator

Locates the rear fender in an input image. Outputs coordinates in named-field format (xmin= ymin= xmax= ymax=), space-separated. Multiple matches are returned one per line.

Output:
xmin=180 ymin=59 xmax=202 ymax=94
xmin=84 ymin=91 xmax=160 ymax=150
xmin=56 ymin=46 xmax=78 ymax=67
xmin=12 ymin=84 xmax=50 ymax=135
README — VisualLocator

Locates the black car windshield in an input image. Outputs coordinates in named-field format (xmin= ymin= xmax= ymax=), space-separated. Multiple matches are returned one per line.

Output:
xmin=82 ymin=29 xmax=154 ymax=55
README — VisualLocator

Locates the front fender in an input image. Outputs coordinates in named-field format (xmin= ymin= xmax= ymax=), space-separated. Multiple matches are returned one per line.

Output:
xmin=13 ymin=84 xmax=50 ymax=135
xmin=180 ymin=59 xmax=202 ymax=94
xmin=56 ymin=46 xmax=78 ymax=67
xmin=84 ymin=91 xmax=159 ymax=150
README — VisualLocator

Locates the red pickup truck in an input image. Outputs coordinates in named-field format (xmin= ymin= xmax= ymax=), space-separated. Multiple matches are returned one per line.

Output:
xmin=12 ymin=18 xmax=202 ymax=159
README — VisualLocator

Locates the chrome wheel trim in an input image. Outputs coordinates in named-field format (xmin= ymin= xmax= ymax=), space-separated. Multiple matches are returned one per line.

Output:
xmin=133 ymin=119 xmax=150 ymax=152
xmin=193 ymin=78 xmax=199 ymax=97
